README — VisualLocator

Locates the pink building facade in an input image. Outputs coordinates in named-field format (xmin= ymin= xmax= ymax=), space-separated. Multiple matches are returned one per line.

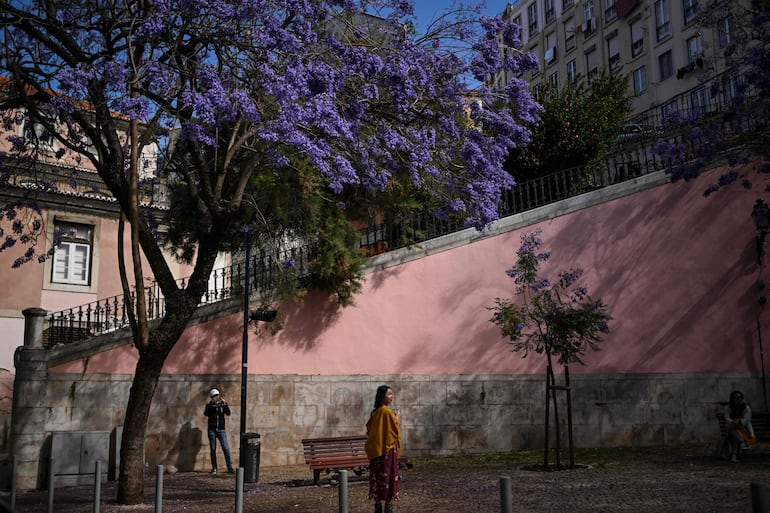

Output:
xmin=8 ymin=160 xmax=767 ymax=490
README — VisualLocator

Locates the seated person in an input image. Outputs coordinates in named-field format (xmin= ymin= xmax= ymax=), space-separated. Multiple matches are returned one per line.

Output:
xmin=724 ymin=390 xmax=756 ymax=462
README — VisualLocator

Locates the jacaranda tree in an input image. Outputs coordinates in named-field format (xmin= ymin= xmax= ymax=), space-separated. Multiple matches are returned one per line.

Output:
xmin=490 ymin=229 xmax=610 ymax=468
xmin=656 ymin=0 xmax=770 ymax=187
xmin=0 ymin=0 xmax=540 ymax=503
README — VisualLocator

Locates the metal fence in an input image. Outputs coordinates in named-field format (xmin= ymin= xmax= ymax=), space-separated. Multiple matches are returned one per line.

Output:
xmin=44 ymin=243 xmax=317 ymax=348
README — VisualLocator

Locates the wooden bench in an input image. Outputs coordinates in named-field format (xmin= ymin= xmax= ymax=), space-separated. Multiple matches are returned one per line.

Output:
xmin=301 ymin=435 xmax=412 ymax=485
xmin=715 ymin=412 xmax=770 ymax=457
xmin=301 ymin=435 xmax=370 ymax=485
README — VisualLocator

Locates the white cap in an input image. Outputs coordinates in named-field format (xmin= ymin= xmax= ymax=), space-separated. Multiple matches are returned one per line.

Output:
xmin=210 ymin=389 xmax=220 ymax=397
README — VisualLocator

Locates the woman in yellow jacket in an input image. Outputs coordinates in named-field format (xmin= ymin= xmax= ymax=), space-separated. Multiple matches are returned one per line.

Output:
xmin=365 ymin=385 xmax=401 ymax=513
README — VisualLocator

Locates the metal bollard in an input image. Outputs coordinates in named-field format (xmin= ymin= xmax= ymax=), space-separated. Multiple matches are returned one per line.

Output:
xmin=94 ymin=460 xmax=101 ymax=513
xmin=500 ymin=476 xmax=512 ymax=513
xmin=751 ymin=482 xmax=770 ymax=513
xmin=48 ymin=458 xmax=55 ymax=513
xmin=155 ymin=465 xmax=164 ymax=513
xmin=10 ymin=454 xmax=16 ymax=511
xmin=235 ymin=468 xmax=244 ymax=513
xmin=338 ymin=470 xmax=348 ymax=513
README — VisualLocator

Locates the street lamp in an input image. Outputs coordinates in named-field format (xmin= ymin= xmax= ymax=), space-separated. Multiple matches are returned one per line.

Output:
xmin=751 ymin=199 xmax=770 ymax=411
xmin=751 ymin=199 xmax=770 ymax=264
xmin=239 ymin=228 xmax=276 ymax=483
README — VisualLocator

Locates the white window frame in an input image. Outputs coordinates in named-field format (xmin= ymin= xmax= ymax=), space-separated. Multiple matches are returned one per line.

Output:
xmin=528 ymin=3 xmax=539 ymax=37
xmin=585 ymin=47 xmax=598 ymax=83
xmin=605 ymin=0 xmax=617 ymax=21
xmin=607 ymin=34 xmax=621 ymax=70
xmin=718 ymin=16 xmax=732 ymax=48
xmin=545 ymin=0 xmax=556 ymax=24
xmin=686 ymin=34 xmax=702 ymax=63
xmin=565 ymin=18 xmax=576 ymax=51
xmin=683 ymin=0 xmax=699 ymax=25
xmin=630 ymin=19 xmax=644 ymax=57
xmin=658 ymin=50 xmax=673 ymax=81
xmin=51 ymin=221 xmax=94 ymax=286
xmin=567 ymin=59 xmax=578 ymax=83
xmin=690 ymin=87 xmax=709 ymax=114
xmin=19 ymin=111 xmax=59 ymax=154
xmin=633 ymin=66 xmax=647 ymax=95
xmin=655 ymin=0 xmax=671 ymax=42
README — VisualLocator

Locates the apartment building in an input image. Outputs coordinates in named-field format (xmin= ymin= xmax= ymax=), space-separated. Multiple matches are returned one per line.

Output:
xmin=492 ymin=0 xmax=743 ymax=125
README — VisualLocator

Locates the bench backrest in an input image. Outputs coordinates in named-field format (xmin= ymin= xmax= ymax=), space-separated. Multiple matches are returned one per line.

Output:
xmin=301 ymin=436 xmax=369 ymax=467
xmin=716 ymin=412 xmax=770 ymax=438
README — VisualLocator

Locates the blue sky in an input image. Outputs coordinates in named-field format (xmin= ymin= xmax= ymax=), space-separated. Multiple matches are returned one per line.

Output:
xmin=410 ymin=1 xmax=513 ymax=32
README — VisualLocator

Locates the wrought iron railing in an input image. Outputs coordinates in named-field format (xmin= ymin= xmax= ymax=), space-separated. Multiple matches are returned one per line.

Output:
xmin=44 ymin=243 xmax=317 ymax=348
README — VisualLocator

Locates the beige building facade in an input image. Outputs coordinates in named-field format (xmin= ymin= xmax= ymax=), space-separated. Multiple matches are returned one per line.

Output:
xmin=492 ymin=0 xmax=743 ymax=125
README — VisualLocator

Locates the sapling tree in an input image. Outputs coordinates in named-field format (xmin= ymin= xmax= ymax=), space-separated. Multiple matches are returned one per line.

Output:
xmin=490 ymin=229 xmax=610 ymax=468
xmin=0 ymin=0 xmax=540 ymax=503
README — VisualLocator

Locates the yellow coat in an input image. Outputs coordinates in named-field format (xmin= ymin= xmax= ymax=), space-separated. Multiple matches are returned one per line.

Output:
xmin=365 ymin=406 xmax=401 ymax=460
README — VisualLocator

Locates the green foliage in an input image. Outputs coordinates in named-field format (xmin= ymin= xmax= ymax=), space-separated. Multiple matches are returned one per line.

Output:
xmin=489 ymin=230 xmax=611 ymax=366
xmin=505 ymin=71 xmax=632 ymax=183
xmin=308 ymin=210 xmax=366 ymax=307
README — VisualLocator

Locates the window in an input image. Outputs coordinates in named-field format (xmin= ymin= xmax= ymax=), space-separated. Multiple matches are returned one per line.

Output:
xmin=658 ymin=50 xmax=673 ymax=81
xmin=686 ymin=34 xmax=702 ymax=63
xmin=567 ymin=59 xmax=578 ymax=82
xmin=563 ymin=0 xmax=574 ymax=9
xmin=52 ymin=222 xmax=93 ymax=285
xmin=683 ymin=0 xmax=699 ymax=25
xmin=690 ymin=87 xmax=709 ymax=113
xmin=583 ymin=0 xmax=596 ymax=36
xmin=718 ymin=73 xmax=738 ymax=107
xmin=718 ymin=16 xmax=733 ymax=48
xmin=545 ymin=0 xmax=555 ymax=24
xmin=607 ymin=33 xmax=621 ymax=70
xmin=548 ymin=71 xmax=559 ymax=88
xmin=661 ymin=99 xmax=678 ymax=120
xmin=633 ymin=66 xmax=647 ymax=94
xmin=605 ymin=0 xmax=617 ymax=21
xmin=565 ymin=18 xmax=576 ymax=51
xmin=585 ymin=47 xmax=598 ymax=83
xmin=20 ymin=111 xmax=59 ymax=153
xmin=630 ymin=19 xmax=644 ymax=57
xmin=654 ymin=0 xmax=670 ymax=42
xmin=528 ymin=3 xmax=539 ymax=36
xmin=531 ymin=45 xmax=540 ymax=76
xmin=545 ymin=32 xmax=558 ymax=64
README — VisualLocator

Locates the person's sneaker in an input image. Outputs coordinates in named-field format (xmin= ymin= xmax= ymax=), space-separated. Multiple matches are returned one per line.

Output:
xmin=731 ymin=453 xmax=738 ymax=463
xmin=740 ymin=441 xmax=750 ymax=451
xmin=211 ymin=469 xmax=217 ymax=474
xmin=227 ymin=469 xmax=235 ymax=474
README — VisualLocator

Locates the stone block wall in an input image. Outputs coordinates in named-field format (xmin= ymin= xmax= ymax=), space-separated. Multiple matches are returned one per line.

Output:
xmin=31 ymin=370 xmax=759 ymax=476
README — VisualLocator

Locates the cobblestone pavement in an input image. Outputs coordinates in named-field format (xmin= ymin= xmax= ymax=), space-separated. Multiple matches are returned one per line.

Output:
xmin=4 ymin=445 xmax=770 ymax=513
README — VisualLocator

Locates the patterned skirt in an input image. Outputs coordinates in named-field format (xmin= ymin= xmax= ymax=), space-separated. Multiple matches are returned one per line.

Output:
xmin=368 ymin=449 xmax=400 ymax=502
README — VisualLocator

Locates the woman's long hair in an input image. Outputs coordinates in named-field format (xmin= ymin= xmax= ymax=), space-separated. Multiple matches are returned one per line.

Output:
xmin=373 ymin=385 xmax=390 ymax=409
xmin=729 ymin=390 xmax=747 ymax=418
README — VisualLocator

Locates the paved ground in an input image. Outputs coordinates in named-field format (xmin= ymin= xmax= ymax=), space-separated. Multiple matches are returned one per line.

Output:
xmin=4 ymin=444 xmax=770 ymax=513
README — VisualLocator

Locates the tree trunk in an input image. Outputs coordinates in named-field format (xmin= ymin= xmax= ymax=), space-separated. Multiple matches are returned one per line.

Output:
xmin=116 ymin=330 xmax=177 ymax=504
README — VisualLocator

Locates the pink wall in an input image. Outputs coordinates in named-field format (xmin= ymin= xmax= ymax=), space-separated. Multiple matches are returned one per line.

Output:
xmin=53 ymin=161 xmax=770 ymax=377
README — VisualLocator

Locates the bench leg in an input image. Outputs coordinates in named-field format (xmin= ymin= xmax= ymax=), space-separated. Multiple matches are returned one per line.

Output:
xmin=313 ymin=469 xmax=321 ymax=485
